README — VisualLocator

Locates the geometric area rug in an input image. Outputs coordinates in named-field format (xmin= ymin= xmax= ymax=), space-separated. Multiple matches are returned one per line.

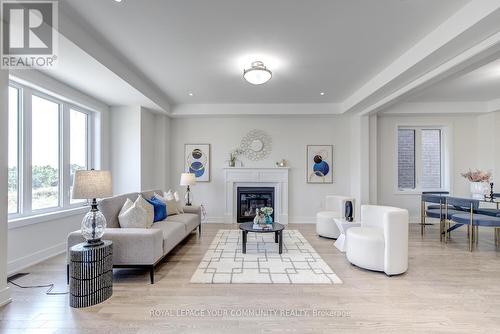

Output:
xmin=190 ymin=229 xmax=342 ymax=284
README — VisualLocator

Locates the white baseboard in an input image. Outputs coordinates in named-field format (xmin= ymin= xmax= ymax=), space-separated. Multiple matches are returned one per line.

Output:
xmin=204 ymin=217 xmax=230 ymax=224
xmin=0 ymin=286 xmax=11 ymax=307
xmin=204 ymin=216 xmax=317 ymax=224
xmin=288 ymin=217 xmax=316 ymax=224
xmin=8 ymin=241 xmax=66 ymax=276
xmin=410 ymin=216 xmax=421 ymax=224
xmin=204 ymin=216 xmax=422 ymax=225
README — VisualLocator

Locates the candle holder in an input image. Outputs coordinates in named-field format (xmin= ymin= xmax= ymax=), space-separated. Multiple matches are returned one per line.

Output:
xmin=485 ymin=182 xmax=495 ymax=202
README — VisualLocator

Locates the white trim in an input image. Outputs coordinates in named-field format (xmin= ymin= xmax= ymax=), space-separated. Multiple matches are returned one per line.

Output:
xmin=10 ymin=70 xmax=109 ymax=114
xmin=0 ymin=287 xmax=11 ymax=308
xmin=204 ymin=216 xmax=317 ymax=224
xmin=8 ymin=206 xmax=87 ymax=230
xmin=205 ymin=217 xmax=232 ymax=224
xmin=7 ymin=242 xmax=66 ymax=276
xmin=223 ymin=168 xmax=289 ymax=225
xmin=288 ymin=217 xmax=317 ymax=224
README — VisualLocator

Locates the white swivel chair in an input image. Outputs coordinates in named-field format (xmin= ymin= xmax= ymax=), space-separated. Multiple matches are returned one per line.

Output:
xmin=316 ymin=195 xmax=355 ymax=239
xmin=346 ymin=205 xmax=409 ymax=276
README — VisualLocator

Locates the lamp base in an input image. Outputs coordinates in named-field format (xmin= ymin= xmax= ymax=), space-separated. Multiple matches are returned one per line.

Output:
xmin=83 ymin=239 xmax=104 ymax=247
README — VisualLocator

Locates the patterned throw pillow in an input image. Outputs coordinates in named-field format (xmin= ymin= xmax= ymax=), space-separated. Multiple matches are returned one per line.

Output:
xmin=153 ymin=192 xmax=179 ymax=216
xmin=118 ymin=198 xmax=149 ymax=228
xmin=136 ymin=195 xmax=154 ymax=226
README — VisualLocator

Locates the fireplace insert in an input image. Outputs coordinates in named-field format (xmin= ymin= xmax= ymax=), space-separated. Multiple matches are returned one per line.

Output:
xmin=237 ymin=187 xmax=275 ymax=223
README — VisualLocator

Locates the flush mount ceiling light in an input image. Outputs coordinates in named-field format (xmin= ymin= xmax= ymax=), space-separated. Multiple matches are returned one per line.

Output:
xmin=243 ymin=61 xmax=272 ymax=85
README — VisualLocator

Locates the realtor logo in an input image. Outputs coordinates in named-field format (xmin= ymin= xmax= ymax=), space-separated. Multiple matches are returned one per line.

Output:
xmin=1 ymin=0 xmax=58 ymax=69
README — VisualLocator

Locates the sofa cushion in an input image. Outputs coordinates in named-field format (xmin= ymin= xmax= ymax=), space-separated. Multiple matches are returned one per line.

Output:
xmin=67 ymin=228 xmax=164 ymax=265
xmin=166 ymin=213 xmax=199 ymax=233
xmin=99 ymin=192 xmax=139 ymax=228
xmin=152 ymin=221 xmax=187 ymax=254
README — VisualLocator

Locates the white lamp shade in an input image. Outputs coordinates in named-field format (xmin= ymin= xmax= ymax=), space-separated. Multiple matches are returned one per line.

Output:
xmin=180 ymin=173 xmax=196 ymax=186
xmin=72 ymin=170 xmax=112 ymax=199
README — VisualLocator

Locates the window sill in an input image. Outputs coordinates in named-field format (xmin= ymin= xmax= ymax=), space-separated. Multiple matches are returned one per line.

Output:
xmin=8 ymin=207 xmax=88 ymax=230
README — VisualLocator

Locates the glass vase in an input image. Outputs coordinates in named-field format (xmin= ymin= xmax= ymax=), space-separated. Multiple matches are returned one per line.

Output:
xmin=265 ymin=215 xmax=273 ymax=224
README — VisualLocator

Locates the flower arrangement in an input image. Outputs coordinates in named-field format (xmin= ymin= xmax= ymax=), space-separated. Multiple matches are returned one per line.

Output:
xmin=259 ymin=207 xmax=273 ymax=216
xmin=229 ymin=148 xmax=244 ymax=167
xmin=461 ymin=169 xmax=491 ymax=183
xmin=253 ymin=207 xmax=274 ymax=226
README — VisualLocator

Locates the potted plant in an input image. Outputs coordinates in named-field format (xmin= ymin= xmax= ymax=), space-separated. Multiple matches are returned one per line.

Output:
xmin=461 ymin=169 xmax=492 ymax=199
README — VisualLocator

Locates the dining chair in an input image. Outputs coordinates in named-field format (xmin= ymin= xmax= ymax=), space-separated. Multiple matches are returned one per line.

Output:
xmin=421 ymin=194 xmax=461 ymax=240
xmin=446 ymin=197 xmax=500 ymax=251
xmin=421 ymin=191 xmax=450 ymax=210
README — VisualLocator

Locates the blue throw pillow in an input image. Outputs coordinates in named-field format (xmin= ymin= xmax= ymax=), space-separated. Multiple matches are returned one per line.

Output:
xmin=146 ymin=197 xmax=167 ymax=222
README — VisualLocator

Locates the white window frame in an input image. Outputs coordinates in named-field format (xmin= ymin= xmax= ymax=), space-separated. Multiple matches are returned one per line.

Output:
xmin=394 ymin=125 xmax=450 ymax=194
xmin=7 ymin=80 xmax=94 ymax=222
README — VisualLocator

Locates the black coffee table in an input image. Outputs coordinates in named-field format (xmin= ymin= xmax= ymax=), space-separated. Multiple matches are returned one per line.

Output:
xmin=239 ymin=222 xmax=285 ymax=254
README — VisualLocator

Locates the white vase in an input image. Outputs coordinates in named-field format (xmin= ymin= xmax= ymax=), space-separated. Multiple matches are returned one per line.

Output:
xmin=470 ymin=182 xmax=486 ymax=199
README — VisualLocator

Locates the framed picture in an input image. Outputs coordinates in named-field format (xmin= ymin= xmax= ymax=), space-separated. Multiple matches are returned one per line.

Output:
xmin=306 ymin=145 xmax=334 ymax=184
xmin=184 ymin=144 xmax=211 ymax=182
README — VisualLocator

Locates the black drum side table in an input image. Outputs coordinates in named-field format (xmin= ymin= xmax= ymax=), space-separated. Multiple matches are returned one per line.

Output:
xmin=69 ymin=240 xmax=113 ymax=308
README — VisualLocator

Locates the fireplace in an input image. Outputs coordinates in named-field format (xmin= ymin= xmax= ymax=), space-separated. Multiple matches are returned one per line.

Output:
xmin=237 ymin=187 xmax=275 ymax=223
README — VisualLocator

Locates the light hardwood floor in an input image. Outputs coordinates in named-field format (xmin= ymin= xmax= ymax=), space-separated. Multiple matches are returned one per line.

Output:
xmin=1 ymin=223 xmax=499 ymax=333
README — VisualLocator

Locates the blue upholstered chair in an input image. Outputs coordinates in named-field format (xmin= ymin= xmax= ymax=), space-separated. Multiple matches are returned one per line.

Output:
xmin=447 ymin=197 xmax=500 ymax=251
xmin=421 ymin=194 xmax=461 ymax=241
xmin=422 ymin=191 xmax=450 ymax=210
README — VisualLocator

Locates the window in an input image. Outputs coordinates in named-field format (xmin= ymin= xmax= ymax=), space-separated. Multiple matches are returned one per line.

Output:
xmin=8 ymin=86 xmax=19 ymax=214
xmin=7 ymin=81 xmax=94 ymax=219
xmin=70 ymin=109 xmax=88 ymax=204
xmin=31 ymin=95 xmax=60 ymax=210
xmin=397 ymin=127 xmax=446 ymax=192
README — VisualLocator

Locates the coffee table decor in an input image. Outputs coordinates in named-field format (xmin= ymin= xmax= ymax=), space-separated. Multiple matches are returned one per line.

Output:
xmin=190 ymin=229 xmax=342 ymax=284
xmin=241 ymin=221 xmax=284 ymax=254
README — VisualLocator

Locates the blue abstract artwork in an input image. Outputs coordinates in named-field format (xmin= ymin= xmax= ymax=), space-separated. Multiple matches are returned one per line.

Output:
xmin=185 ymin=144 xmax=210 ymax=182
xmin=307 ymin=145 xmax=333 ymax=183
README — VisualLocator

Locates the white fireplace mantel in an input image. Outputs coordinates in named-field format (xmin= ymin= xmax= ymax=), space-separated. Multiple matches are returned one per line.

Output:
xmin=223 ymin=167 xmax=289 ymax=224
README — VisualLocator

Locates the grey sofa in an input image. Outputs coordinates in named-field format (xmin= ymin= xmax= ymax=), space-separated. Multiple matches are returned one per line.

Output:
xmin=67 ymin=189 xmax=201 ymax=284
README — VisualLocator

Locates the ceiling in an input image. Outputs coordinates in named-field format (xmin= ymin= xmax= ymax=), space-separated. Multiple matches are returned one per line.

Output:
xmin=407 ymin=58 xmax=500 ymax=102
xmin=40 ymin=35 xmax=161 ymax=110
xmin=57 ymin=0 xmax=470 ymax=106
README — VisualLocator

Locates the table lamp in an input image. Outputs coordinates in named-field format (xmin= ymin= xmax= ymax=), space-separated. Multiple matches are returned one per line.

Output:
xmin=72 ymin=170 xmax=112 ymax=247
xmin=180 ymin=173 xmax=196 ymax=206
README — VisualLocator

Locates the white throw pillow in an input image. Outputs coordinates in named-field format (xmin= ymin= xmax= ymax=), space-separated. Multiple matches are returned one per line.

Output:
xmin=136 ymin=195 xmax=154 ymax=226
xmin=174 ymin=191 xmax=185 ymax=213
xmin=154 ymin=192 xmax=179 ymax=216
xmin=165 ymin=190 xmax=184 ymax=213
xmin=118 ymin=198 xmax=149 ymax=228
xmin=164 ymin=190 xmax=174 ymax=200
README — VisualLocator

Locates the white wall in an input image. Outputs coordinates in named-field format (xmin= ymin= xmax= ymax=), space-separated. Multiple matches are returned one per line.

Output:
xmin=476 ymin=111 xmax=500 ymax=178
xmin=141 ymin=108 xmax=170 ymax=191
xmin=110 ymin=106 xmax=142 ymax=194
xmin=169 ymin=115 xmax=352 ymax=223
xmin=0 ymin=70 xmax=11 ymax=306
xmin=377 ymin=113 xmax=479 ymax=220
xmin=7 ymin=213 xmax=84 ymax=275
